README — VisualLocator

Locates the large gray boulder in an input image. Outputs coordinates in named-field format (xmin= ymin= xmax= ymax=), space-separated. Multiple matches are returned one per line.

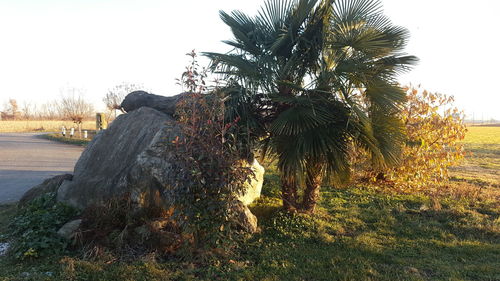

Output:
xmin=57 ymin=107 xmax=178 ymax=209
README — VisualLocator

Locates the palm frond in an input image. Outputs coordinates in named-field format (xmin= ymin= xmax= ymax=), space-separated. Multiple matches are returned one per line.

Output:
xmin=270 ymin=104 xmax=334 ymax=135
xmin=219 ymin=10 xmax=262 ymax=56
xmin=269 ymin=0 xmax=319 ymax=56
xmin=364 ymin=78 xmax=406 ymax=110
xmin=331 ymin=0 xmax=382 ymax=24
xmin=257 ymin=0 xmax=295 ymax=33
xmin=370 ymin=108 xmax=405 ymax=166
xmin=203 ymin=53 xmax=262 ymax=79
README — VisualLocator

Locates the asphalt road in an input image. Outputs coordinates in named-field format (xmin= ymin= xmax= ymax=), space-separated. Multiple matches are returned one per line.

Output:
xmin=0 ymin=133 xmax=83 ymax=204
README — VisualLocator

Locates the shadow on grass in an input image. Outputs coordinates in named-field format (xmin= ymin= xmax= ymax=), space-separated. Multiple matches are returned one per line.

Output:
xmin=238 ymin=189 xmax=500 ymax=281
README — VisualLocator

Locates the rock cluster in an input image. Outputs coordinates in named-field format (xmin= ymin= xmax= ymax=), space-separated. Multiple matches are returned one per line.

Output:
xmin=21 ymin=91 xmax=264 ymax=234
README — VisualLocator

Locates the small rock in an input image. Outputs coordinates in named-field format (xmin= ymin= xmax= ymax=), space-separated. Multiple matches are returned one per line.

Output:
xmin=405 ymin=266 xmax=420 ymax=274
xmin=0 ymin=242 xmax=9 ymax=256
xmin=419 ymin=204 xmax=429 ymax=211
xmin=238 ymin=159 xmax=265 ymax=206
xmin=231 ymin=201 xmax=258 ymax=233
xmin=19 ymin=174 xmax=73 ymax=206
xmin=57 ymin=219 xmax=82 ymax=239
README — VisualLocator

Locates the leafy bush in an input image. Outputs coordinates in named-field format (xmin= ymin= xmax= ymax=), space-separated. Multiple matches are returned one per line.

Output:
xmin=167 ymin=51 xmax=253 ymax=250
xmin=357 ymin=85 xmax=467 ymax=192
xmin=8 ymin=192 xmax=78 ymax=260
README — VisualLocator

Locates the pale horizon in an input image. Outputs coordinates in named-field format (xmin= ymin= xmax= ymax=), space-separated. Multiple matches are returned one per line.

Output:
xmin=1 ymin=0 xmax=499 ymax=120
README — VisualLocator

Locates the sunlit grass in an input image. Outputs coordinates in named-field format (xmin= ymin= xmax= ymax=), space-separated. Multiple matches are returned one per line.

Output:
xmin=450 ymin=126 xmax=500 ymax=188
xmin=463 ymin=126 xmax=500 ymax=145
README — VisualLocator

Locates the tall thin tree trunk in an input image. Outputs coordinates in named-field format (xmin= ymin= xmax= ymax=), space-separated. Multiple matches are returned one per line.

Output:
xmin=281 ymin=174 xmax=298 ymax=212
xmin=78 ymin=122 xmax=82 ymax=138
xmin=301 ymin=162 xmax=324 ymax=213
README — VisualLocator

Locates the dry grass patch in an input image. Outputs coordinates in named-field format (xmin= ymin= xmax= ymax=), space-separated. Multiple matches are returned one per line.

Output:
xmin=0 ymin=120 xmax=95 ymax=133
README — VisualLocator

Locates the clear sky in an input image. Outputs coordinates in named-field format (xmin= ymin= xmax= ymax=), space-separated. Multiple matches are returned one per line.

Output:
xmin=0 ymin=0 xmax=499 ymax=119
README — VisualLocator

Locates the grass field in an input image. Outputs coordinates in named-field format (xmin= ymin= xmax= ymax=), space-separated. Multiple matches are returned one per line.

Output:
xmin=450 ymin=126 xmax=500 ymax=189
xmin=0 ymin=120 xmax=95 ymax=133
xmin=0 ymin=127 xmax=498 ymax=280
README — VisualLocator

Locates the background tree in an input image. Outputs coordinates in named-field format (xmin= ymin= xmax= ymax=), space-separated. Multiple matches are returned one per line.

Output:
xmin=59 ymin=88 xmax=94 ymax=137
xmin=38 ymin=101 xmax=63 ymax=120
xmin=103 ymin=83 xmax=142 ymax=120
xmin=21 ymin=101 xmax=37 ymax=120
xmin=205 ymin=0 xmax=417 ymax=213
xmin=2 ymin=99 xmax=21 ymax=119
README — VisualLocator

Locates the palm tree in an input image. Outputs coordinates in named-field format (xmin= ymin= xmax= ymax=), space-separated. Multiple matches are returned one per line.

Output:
xmin=205 ymin=0 xmax=417 ymax=213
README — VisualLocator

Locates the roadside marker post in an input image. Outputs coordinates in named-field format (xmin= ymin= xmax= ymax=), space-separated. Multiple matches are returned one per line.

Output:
xmin=96 ymin=113 xmax=107 ymax=132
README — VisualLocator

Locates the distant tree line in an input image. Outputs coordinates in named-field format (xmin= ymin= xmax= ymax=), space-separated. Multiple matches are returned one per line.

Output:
xmin=1 ymin=98 xmax=69 ymax=121
xmin=1 ymin=91 xmax=94 ymax=122
xmin=1 ymin=83 xmax=141 ymax=122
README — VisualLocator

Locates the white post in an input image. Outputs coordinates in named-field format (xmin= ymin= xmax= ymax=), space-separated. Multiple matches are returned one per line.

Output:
xmin=83 ymin=130 xmax=88 ymax=139
xmin=70 ymin=127 xmax=75 ymax=138
xmin=62 ymin=126 xmax=66 ymax=137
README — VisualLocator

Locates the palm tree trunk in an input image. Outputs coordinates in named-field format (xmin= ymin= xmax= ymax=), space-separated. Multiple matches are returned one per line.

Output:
xmin=281 ymin=174 xmax=298 ymax=212
xmin=301 ymin=162 xmax=324 ymax=214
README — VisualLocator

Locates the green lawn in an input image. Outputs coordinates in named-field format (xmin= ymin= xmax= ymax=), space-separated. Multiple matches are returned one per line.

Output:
xmin=1 ymin=187 xmax=498 ymax=280
xmin=38 ymin=132 xmax=94 ymax=147
xmin=1 ymin=128 xmax=499 ymax=281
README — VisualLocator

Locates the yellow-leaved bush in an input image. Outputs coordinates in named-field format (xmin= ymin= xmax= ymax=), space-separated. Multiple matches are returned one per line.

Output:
xmin=357 ymin=85 xmax=467 ymax=192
